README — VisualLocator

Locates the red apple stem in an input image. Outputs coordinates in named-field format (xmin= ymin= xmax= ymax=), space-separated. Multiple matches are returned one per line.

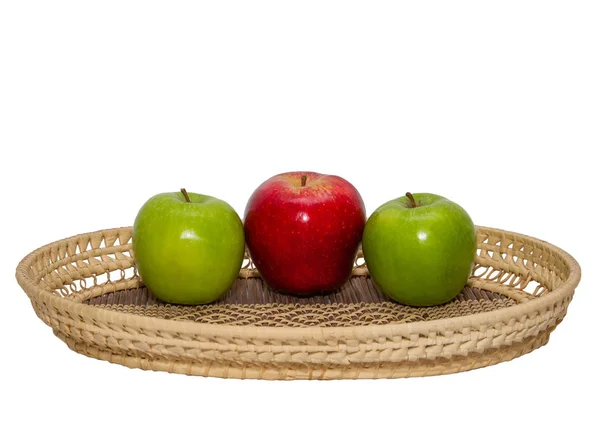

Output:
xmin=301 ymin=175 xmax=307 ymax=187
xmin=406 ymin=192 xmax=418 ymax=208
xmin=180 ymin=188 xmax=191 ymax=203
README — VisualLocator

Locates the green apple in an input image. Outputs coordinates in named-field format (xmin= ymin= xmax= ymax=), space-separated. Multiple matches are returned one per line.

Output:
xmin=362 ymin=192 xmax=477 ymax=306
xmin=132 ymin=189 xmax=245 ymax=305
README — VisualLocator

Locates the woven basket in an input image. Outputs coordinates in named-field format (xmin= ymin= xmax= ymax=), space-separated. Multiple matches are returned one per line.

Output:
xmin=16 ymin=225 xmax=580 ymax=379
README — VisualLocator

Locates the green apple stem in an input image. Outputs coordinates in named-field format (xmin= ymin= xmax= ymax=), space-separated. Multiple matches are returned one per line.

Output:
xmin=180 ymin=188 xmax=191 ymax=203
xmin=406 ymin=192 xmax=418 ymax=208
xmin=301 ymin=175 xmax=307 ymax=187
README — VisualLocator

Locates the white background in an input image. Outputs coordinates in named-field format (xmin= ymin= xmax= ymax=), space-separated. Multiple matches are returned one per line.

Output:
xmin=1 ymin=1 xmax=598 ymax=425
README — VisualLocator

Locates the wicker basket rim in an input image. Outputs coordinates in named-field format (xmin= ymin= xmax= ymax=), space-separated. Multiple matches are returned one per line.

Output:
xmin=16 ymin=225 xmax=581 ymax=340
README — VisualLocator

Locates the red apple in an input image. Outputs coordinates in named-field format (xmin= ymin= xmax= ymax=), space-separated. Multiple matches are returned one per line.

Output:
xmin=244 ymin=171 xmax=366 ymax=295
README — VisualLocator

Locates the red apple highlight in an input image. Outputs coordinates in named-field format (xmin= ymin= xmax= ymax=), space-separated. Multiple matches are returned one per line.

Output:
xmin=244 ymin=171 xmax=366 ymax=295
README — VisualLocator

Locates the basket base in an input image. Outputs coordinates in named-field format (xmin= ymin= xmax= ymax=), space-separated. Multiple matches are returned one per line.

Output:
xmin=54 ymin=328 xmax=552 ymax=380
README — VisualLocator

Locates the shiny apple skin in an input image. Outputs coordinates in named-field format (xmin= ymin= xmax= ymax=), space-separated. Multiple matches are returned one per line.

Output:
xmin=132 ymin=191 xmax=245 ymax=305
xmin=362 ymin=193 xmax=477 ymax=306
xmin=244 ymin=171 xmax=366 ymax=295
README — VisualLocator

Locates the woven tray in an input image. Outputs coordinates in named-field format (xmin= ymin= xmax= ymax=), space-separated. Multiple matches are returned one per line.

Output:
xmin=16 ymin=226 xmax=580 ymax=379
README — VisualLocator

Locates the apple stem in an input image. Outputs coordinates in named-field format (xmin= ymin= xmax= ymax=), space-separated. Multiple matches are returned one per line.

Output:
xmin=406 ymin=192 xmax=418 ymax=208
xmin=301 ymin=175 xmax=307 ymax=187
xmin=180 ymin=188 xmax=191 ymax=203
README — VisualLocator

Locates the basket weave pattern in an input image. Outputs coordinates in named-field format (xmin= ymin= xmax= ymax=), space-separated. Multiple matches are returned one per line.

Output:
xmin=16 ymin=226 xmax=580 ymax=379
xmin=87 ymin=281 xmax=517 ymax=327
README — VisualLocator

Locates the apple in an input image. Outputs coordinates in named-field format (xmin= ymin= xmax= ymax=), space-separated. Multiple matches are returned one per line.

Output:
xmin=132 ymin=188 xmax=245 ymax=305
xmin=244 ymin=172 xmax=366 ymax=295
xmin=362 ymin=192 xmax=477 ymax=306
